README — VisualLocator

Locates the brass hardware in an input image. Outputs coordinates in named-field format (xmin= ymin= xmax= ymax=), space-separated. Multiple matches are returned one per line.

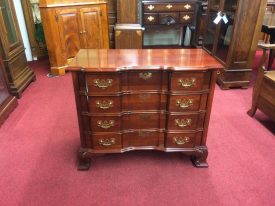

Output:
xmin=96 ymin=100 xmax=114 ymax=110
xmin=138 ymin=131 xmax=151 ymax=137
xmin=217 ymin=71 xmax=221 ymax=75
xmin=99 ymin=138 xmax=116 ymax=147
xmin=173 ymin=136 xmax=190 ymax=145
xmin=183 ymin=15 xmax=191 ymax=20
xmin=97 ymin=120 xmax=115 ymax=129
xmin=79 ymin=31 xmax=87 ymax=34
xmin=93 ymin=79 xmax=113 ymax=89
xmin=139 ymin=94 xmax=151 ymax=101
xmin=175 ymin=118 xmax=192 ymax=128
xmin=166 ymin=4 xmax=173 ymax=9
xmin=148 ymin=5 xmax=154 ymax=10
xmin=139 ymin=114 xmax=151 ymax=120
xmin=184 ymin=4 xmax=191 ymax=9
xmin=147 ymin=16 xmax=155 ymax=22
xmin=176 ymin=99 xmax=193 ymax=109
xmin=178 ymin=78 xmax=196 ymax=88
xmin=139 ymin=72 xmax=152 ymax=80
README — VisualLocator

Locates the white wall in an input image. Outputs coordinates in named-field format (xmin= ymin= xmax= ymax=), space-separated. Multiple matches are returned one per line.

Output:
xmin=13 ymin=0 xmax=33 ymax=61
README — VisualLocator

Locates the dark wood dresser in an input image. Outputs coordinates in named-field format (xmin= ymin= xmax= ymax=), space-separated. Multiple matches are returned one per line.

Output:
xmin=141 ymin=0 xmax=201 ymax=47
xmin=67 ymin=49 xmax=223 ymax=170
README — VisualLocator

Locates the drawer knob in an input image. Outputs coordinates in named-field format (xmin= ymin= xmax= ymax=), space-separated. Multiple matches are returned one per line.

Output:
xmin=184 ymin=4 xmax=191 ymax=10
xmin=147 ymin=16 xmax=155 ymax=22
xmin=96 ymin=100 xmax=114 ymax=110
xmin=97 ymin=120 xmax=115 ymax=129
xmin=99 ymin=138 xmax=116 ymax=147
xmin=176 ymin=99 xmax=193 ymax=109
xmin=174 ymin=136 xmax=190 ymax=145
xmin=148 ymin=5 xmax=154 ymax=10
xmin=93 ymin=79 xmax=113 ymax=89
xmin=139 ymin=72 xmax=152 ymax=80
xmin=183 ymin=15 xmax=191 ymax=21
xmin=175 ymin=118 xmax=192 ymax=128
xmin=178 ymin=78 xmax=196 ymax=88
xmin=166 ymin=4 xmax=173 ymax=9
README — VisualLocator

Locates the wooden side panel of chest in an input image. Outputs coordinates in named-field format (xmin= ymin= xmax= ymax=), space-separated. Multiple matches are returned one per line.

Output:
xmin=72 ymin=68 xmax=217 ymax=170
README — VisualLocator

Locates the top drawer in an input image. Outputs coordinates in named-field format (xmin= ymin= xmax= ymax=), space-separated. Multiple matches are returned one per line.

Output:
xmin=170 ymin=71 xmax=211 ymax=92
xmin=143 ymin=3 xmax=195 ymax=12
xmin=86 ymin=74 xmax=120 ymax=93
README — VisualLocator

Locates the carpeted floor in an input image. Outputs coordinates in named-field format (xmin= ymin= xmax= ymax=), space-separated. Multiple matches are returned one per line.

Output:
xmin=0 ymin=52 xmax=274 ymax=206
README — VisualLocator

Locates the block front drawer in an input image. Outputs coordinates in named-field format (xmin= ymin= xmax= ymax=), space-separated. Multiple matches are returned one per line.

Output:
xmin=143 ymin=3 xmax=195 ymax=12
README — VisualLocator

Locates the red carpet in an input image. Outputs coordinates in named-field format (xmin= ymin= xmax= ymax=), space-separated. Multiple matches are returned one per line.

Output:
xmin=0 ymin=55 xmax=274 ymax=206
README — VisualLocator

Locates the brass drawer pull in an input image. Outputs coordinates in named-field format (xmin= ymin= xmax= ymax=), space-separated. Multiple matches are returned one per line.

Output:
xmin=96 ymin=100 xmax=114 ymax=110
xmin=178 ymin=78 xmax=196 ymax=88
xmin=183 ymin=15 xmax=191 ymax=21
xmin=184 ymin=4 xmax=191 ymax=10
xmin=99 ymin=138 xmax=116 ymax=147
xmin=139 ymin=72 xmax=152 ymax=80
xmin=139 ymin=93 xmax=151 ymax=101
xmin=174 ymin=136 xmax=190 ymax=145
xmin=176 ymin=99 xmax=193 ymax=109
xmin=147 ymin=16 xmax=155 ymax=22
xmin=93 ymin=79 xmax=113 ymax=89
xmin=175 ymin=118 xmax=192 ymax=128
xmin=166 ymin=4 xmax=173 ymax=9
xmin=97 ymin=120 xmax=115 ymax=129
xmin=148 ymin=5 xmax=154 ymax=10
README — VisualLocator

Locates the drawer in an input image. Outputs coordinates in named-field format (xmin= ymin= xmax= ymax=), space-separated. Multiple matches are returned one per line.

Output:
xmin=90 ymin=115 xmax=121 ymax=132
xmin=7 ymin=51 xmax=28 ymax=80
xmin=166 ymin=131 xmax=202 ymax=148
xmin=179 ymin=12 xmax=194 ymax=24
xmin=170 ymin=71 xmax=211 ymax=92
xmin=88 ymin=96 xmax=121 ymax=113
xmin=128 ymin=71 xmax=162 ymax=91
xmin=143 ymin=3 xmax=195 ymax=12
xmin=92 ymin=133 xmax=122 ymax=150
xmin=123 ymin=130 xmax=161 ymax=147
xmin=144 ymin=13 xmax=158 ymax=25
xmin=123 ymin=112 xmax=165 ymax=130
xmin=159 ymin=13 xmax=179 ymax=25
xmin=123 ymin=93 xmax=166 ymax=111
xmin=169 ymin=94 xmax=208 ymax=112
xmin=86 ymin=74 xmax=120 ymax=93
xmin=167 ymin=113 xmax=205 ymax=131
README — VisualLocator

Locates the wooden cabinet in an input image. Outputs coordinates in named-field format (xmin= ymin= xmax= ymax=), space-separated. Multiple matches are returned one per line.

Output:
xmin=0 ymin=58 xmax=17 ymax=126
xmin=115 ymin=0 xmax=143 ymax=49
xmin=0 ymin=0 xmax=36 ymax=98
xmin=67 ymin=49 xmax=223 ymax=170
xmin=39 ymin=0 xmax=109 ymax=75
xmin=115 ymin=24 xmax=143 ymax=49
xmin=203 ymin=0 xmax=267 ymax=89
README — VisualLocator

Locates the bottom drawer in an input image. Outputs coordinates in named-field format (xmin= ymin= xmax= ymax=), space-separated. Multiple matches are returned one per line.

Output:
xmin=123 ymin=131 xmax=162 ymax=147
xmin=165 ymin=131 xmax=202 ymax=148
xmin=92 ymin=134 xmax=122 ymax=150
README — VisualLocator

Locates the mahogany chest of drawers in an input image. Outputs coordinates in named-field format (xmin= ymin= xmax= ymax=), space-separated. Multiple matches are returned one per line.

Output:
xmin=67 ymin=49 xmax=222 ymax=170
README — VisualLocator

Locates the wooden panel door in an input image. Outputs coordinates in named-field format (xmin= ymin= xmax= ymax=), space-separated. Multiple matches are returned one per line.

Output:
xmin=79 ymin=6 xmax=109 ymax=49
xmin=56 ymin=8 xmax=81 ymax=61
xmin=0 ymin=0 xmax=23 ymax=56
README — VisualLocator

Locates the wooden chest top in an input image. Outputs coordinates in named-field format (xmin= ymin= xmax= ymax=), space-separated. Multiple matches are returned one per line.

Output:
xmin=67 ymin=49 xmax=223 ymax=72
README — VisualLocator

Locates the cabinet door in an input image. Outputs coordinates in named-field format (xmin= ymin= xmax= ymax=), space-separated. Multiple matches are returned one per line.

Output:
xmin=0 ymin=0 xmax=22 ymax=56
xmin=79 ymin=7 xmax=107 ymax=49
xmin=56 ymin=8 xmax=81 ymax=60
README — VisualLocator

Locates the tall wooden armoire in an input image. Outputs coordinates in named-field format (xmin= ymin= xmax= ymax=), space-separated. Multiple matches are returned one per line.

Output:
xmin=0 ymin=0 xmax=36 ymax=98
xmin=39 ymin=0 xmax=109 ymax=75
xmin=203 ymin=0 xmax=267 ymax=89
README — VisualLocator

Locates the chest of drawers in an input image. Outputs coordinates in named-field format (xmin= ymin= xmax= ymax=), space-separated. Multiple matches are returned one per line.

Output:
xmin=67 ymin=49 xmax=222 ymax=170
